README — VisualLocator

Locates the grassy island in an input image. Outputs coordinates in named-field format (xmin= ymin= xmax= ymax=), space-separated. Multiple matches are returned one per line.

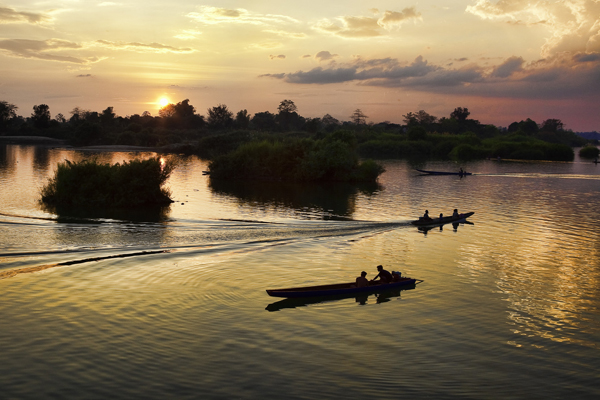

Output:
xmin=207 ymin=132 xmax=384 ymax=182
xmin=579 ymin=145 xmax=600 ymax=159
xmin=40 ymin=157 xmax=175 ymax=208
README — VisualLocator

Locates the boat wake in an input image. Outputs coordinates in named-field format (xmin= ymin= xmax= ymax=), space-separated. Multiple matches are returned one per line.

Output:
xmin=0 ymin=216 xmax=414 ymax=280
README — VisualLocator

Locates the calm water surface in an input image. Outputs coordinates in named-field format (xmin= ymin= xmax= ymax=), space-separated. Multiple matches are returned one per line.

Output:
xmin=1 ymin=144 xmax=599 ymax=399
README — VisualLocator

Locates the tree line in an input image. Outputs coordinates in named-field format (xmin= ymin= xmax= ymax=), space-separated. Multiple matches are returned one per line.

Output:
xmin=0 ymin=98 xmax=591 ymax=158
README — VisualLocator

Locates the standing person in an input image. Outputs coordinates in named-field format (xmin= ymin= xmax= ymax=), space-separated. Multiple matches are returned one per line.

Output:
xmin=371 ymin=265 xmax=393 ymax=284
xmin=356 ymin=271 xmax=369 ymax=288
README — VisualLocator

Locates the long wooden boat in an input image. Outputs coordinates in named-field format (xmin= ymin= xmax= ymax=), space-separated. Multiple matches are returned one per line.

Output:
xmin=411 ymin=211 xmax=474 ymax=227
xmin=266 ymin=277 xmax=420 ymax=298
xmin=416 ymin=169 xmax=472 ymax=176
xmin=266 ymin=285 xmax=414 ymax=311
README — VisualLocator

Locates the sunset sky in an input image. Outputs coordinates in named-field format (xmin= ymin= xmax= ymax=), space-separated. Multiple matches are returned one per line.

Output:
xmin=1 ymin=1 xmax=599 ymax=131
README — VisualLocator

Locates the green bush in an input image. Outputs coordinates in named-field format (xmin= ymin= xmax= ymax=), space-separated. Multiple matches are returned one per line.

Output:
xmin=579 ymin=145 xmax=599 ymax=159
xmin=41 ymin=157 xmax=175 ymax=208
xmin=449 ymin=144 xmax=487 ymax=160
xmin=209 ymin=135 xmax=383 ymax=182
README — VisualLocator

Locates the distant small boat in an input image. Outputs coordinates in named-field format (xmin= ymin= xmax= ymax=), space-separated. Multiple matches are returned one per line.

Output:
xmin=411 ymin=211 xmax=475 ymax=227
xmin=266 ymin=277 xmax=420 ymax=298
xmin=416 ymin=169 xmax=472 ymax=176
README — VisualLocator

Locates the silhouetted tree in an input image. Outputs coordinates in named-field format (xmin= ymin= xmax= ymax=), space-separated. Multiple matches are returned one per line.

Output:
xmin=450 ymin=107 xmax=470 ymax=121
xmin=251 ymin=111 xmax=277 ymax=131
xmin=174 ymin=99 xmax=195 ymax=118
xmin=277 ymin=99 xmax=297 ymax=114
xmin=158 ymin=104 xmax=177 ymax=118
xmin=403 ymin=110 xmax=436 ymax=126
xmin=101 ymin=106 xmax=116 ymax=125
xmin=508 ymin=118 xmax=538 ymax=135
xmin=0 ymin=101 xmax=18 ymax=132
xmin=540 ymin=119 xmax=564 ymax=132
xmin=322 ymin=114 xmax=339 ymax=126
xmin=207 ymin=104 xmax=234 ymax=130
xmin=235 ymin=109 xmax=251 ymax=129
xmin=303 ymin=117 xmax=321 ymax=133
xmin=159 ymin=99 xmax=195 ymax=119
xmin=276 ymin=100 xmax=302 ymax=131
xmin=55 ymin=113 xmax=66 ymax=123
xmin=31 ymin=104 xmax=51 ymax=129
xmin=351 ymin=109 xmax=368 ymax=125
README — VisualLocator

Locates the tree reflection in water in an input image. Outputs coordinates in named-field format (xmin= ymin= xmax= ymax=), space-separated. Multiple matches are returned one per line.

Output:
xmin=209 ymin=179 xmax=381 ymax=220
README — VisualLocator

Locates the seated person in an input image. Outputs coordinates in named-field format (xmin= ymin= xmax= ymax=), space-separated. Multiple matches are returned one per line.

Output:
xmin=356 ymin=271 xmax=369 ymax=288
xmin=421 ymin=210 xmax=431 ymax=221
xmin=371 ymin=265 xmax=393 ymax=284
xmin=452 ymin=209 xmax=459 ymax=218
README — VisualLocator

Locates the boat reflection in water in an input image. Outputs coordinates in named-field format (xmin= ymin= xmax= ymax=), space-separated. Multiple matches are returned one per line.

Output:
xmin=418 ymin=220 xmax=475 ymax=235
xmin=265 ymin=285 xmax=417 ymax=312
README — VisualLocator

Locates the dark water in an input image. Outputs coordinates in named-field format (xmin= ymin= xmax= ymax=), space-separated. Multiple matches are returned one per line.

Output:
xmin=1 ymin=144 xmax=599 ymax=399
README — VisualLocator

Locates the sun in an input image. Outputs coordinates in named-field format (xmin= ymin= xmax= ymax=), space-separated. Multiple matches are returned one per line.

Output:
xmin=158 ymin=97 xmax=170 ymax=107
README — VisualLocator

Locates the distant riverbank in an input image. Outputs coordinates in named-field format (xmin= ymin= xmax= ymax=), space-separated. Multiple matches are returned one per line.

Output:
xmin=0 ymin=136 xmax=193 ymax=153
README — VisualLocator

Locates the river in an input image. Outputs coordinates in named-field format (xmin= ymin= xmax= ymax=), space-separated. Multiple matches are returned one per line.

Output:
xmin=1 ymin=144 xmax=599 ymax=399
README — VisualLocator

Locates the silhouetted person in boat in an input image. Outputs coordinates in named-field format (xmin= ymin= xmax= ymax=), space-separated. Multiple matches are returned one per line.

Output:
xmin=422 ymin=210 xmax=431 ymax=221
xmin=356 ymin=271 xmax=369 ymax=288
xmin=439 ymin=213 xmax=443 ymax=220
xmin=372 ymin=265 xmax=393 ymax=284
xmin=459 ymin=167 xmax=466 ymax=176
xmin=452 ymin=209 xmax=459 ymax=218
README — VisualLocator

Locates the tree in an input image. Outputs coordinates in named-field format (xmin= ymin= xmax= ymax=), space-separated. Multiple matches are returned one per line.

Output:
xmin=450 ymin=107 xmax=470 ymax=121
xmin=158 ymin=103 xmax=176 ymax=118
xmin=207 ymin=104 xmax=233 ymax=130
xmin=159 ymin=99 xmax=195 ymax=119
xmin=403 ymin=110 xmax=436 ymax=126
xmin=31 ymin=104 xmax=51 ymax=129
xmin=101 ymin=106 xmax=116 ymax=124
xmin=55 ymin=113 xmax=66 ymax=123
xmin=0 ymin=101 xmax=18 ymax=131
xmin=251 ymin=111 xmax=277 ymax=131
xmin=540 ymin=119 xmax=564 ymax=132
xmin=322 ymin=114 xmax=339 ymax=126
xmin=277 ymin=99 xmax=297 ymax=114
xmin=508 ymin=118 xmax=538 ymax=135
xmin=351 ymin=109 xmax=368 ymax=125
xmin=235 ymin=109 xmax=251 ymax=129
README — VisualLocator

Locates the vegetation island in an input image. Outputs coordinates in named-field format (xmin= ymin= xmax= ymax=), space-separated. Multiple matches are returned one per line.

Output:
xmin=1 ymin=99 xmax=599 ymax=208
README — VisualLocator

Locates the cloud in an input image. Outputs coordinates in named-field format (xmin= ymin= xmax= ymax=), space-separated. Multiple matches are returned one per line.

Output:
xmin=573 ymin=52 xmax=600 ymax=62
xmin=95 ymin=40 xmax=194 ymax=53
xmin=174 ymin=30 xmax=203 ymax=40
xmin=187 ymin=6 xmax=298 ymax=26
xmin=315 ymin=16 xmax=383 ymax=38
xmin=466 ymin=0 xmax=600 ymax=56
xmin=313 ymin=8 xmax=422 ymax=38
xmin=0 ymin=6 xmax=52 ymax=24
xmin=315 ymin=51 xmax=338 ymax=62
xmin=76 ymin=74 xmax=92 ymax=78
xmin=260 ymin=53 xmax=600 ymax=99
xmin=378 ymin=7 xmax=422 ymax=29
xmin=261 ymin=56 xmax=438 ymax=85
xmin=0 ymin=38 xmax=98 ymax=64
xmin=263 ymin=29 xmax=307 ymax=39
xmin=269 ymin=54 xmax=285 ymax=60
xmin=491 ymin=56 xmax=525 ymax=77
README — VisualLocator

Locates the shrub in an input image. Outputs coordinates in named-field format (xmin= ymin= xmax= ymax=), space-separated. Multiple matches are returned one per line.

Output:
xmin=41 ymin=157 xmax=175 ymax=208
xmin=209 ymin=135 xmax=384 ymax=182
xmin=449 ymin=144 xmax=487 ymax=160
xmin=579 ymin=145 xmax=599 ymax=159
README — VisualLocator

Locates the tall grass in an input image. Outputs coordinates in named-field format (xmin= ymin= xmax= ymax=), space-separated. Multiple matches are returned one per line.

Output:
xmin=40 ymin=157 xmax=175 ymax=208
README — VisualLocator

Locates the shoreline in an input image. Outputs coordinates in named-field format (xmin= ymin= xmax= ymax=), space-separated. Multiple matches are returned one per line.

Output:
xmin=0 ymin=136 xmax=192 ymax=153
